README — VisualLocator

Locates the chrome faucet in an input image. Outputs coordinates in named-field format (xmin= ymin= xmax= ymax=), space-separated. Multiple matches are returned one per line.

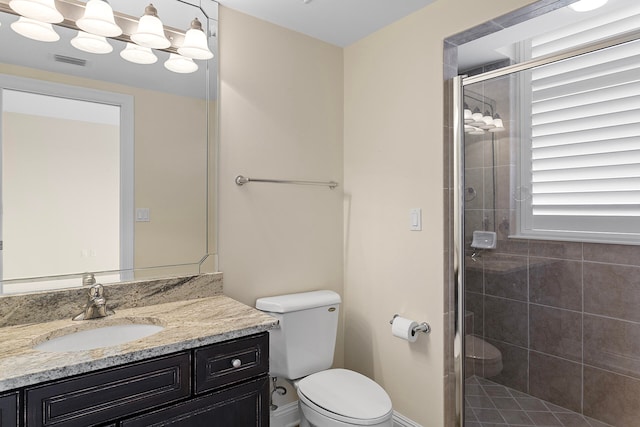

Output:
xmin=73 ymin=283 xmax=114 ymax=321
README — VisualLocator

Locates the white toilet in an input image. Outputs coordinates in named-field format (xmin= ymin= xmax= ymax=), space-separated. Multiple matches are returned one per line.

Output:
xmin=465 ymin=335 xmax=503 ymax=378
xmin=256 ymin=290 xmax=393 ymax=427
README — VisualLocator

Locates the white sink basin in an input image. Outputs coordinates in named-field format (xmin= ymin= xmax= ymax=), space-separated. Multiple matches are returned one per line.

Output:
xmin=33 ymin=323 xmax=165 ymax=352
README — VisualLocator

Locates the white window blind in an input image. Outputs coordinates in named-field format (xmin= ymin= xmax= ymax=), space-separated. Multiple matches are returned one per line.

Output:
xmin=521 ymin=9 xmax=640 ymax=243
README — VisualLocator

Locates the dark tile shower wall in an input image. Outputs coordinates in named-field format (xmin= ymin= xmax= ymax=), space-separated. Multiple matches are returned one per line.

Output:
xmin=464 ymin=116 xmax=640 ymax=425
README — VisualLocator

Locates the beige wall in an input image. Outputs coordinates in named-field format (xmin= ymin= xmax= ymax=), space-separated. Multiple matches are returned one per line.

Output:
xmin=0 ymin=64 xmax=211 ymax=283
xmin=344 ymin=1 xmax=537 ymax=425
xmin=218 ymin=0 xmax=542 ymax=424
xmin=217 ymin=6 xmax=344 ymax=404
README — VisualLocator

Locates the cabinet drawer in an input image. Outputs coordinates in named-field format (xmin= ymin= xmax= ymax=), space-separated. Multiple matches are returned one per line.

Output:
xmin=26 ymin=353 xmax=190 ymax=427
xmin=121 ymin=375 xmax=269 ymax=427
xmin=194 ymin=333 xmax=268 ymax=394
xmin=0 ymin=391 xmax=18 ymax=427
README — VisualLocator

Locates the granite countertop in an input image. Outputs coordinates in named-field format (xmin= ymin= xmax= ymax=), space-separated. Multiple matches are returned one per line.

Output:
xmin=0 ymin=295 xmax=278 ymax=392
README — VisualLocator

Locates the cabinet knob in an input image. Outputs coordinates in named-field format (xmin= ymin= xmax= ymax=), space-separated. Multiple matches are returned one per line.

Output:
xmin=231 ymin=358 xmax=242 ymax=368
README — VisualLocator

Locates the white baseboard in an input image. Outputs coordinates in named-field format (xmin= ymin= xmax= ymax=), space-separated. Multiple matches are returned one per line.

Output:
xmin=269 ymin=400 xmax=422 ymax=427
xmin=270 ymin=401 xmax=300 ymax=427
xmin=393 ymin=411 xmax=423 ymax=427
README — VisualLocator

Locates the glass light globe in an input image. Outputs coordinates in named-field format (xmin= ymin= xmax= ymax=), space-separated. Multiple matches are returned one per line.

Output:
xmin=11 ymin=16 xmax=59 ymax=42
xmin=71 ymin=31 xmax=113 ymax=54
xmin=164 ymin=53 xmax=198 ymax=74
xmin=479 ymin=111 xmax=496 ymax=129
xmin=77 ymin=0 xmax=122 ymax=37
xmin=470 ymin=107 xmax=485 ymax=126
xmin=120 ymin=43 xmax=158 ymax=65
xmin=178 ymin=18 xmax=213 ymax=60
xmin=489 ymin=118 xmax=506 ymax=133
xmin=9 ymin=0 xmax=63 ymax=23
xmin=131 ymin=4 xmax=170 ymax=49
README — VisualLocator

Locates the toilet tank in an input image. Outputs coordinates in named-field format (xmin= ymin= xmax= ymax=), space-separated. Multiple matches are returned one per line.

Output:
xmin=256 ymin=290 xmax=341 ymax=380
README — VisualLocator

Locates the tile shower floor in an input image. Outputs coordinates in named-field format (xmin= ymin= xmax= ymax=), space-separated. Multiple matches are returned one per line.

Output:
xmin=465 ymin=376 xmax=612 ymax=427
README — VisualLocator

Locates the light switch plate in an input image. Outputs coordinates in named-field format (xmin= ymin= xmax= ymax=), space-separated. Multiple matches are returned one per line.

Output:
xmin=136 ymin=208 xmax=150 ymax=222
xmin=410 ymin=208 xmax=422 ymax=231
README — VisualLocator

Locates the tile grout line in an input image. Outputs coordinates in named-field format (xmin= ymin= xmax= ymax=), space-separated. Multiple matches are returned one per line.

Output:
xmin=467 ymin=376 xmax=620 ymax=427
xmin=526 ymin=246 xmax=531 ymax=395
xmin=581 ymin=242 xmax=585 ymax=416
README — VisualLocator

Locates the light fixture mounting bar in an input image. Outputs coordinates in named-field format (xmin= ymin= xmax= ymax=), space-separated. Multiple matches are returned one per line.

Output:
xmin=0 ymin=0 xmax=186 ymax=53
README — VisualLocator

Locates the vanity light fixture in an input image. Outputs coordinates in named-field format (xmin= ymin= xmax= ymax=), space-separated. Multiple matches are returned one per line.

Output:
xmin=4 ymin=0 xmax=214 ymax=75
xmin=120 ymin=43 xmax=158 ymax=64
xmin=464 ymin=94 xmax=505 ymax=135
xmin=71 ymin=31 xmax=113 ymax=54
xmin=76 ymin=0 xmax=122 ymax=38
xmin=177 ymin=18 xmax=213 ymax=60
xmin=131 ymin=3 xmax=171 ymax=49
xmin=164 ymin=53 xmax=198 ymax=73
xmin=10 ymin=16 xmax=59 ymax=42
xmin=569 ymin=0 xmax=608 ymax=12
xmin=9 ymin=0 xmax=63 ymax=23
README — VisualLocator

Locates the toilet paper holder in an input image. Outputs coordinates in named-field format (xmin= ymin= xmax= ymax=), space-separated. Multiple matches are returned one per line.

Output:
xmin=390 ymin=314 xmax=431 ymax=334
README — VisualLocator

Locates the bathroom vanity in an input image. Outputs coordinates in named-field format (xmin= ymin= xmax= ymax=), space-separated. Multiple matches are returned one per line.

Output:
xmin=0 ymin=274 xmax=278 ymax=427
xmin=12 ymin=333 xmax=268 ymax=426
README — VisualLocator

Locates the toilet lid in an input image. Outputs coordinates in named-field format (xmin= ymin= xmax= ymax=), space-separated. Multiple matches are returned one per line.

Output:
xmin=297 ymin=369 xmax=392 ymax=420
xmin=465 ymin=335 xmax=501 ymax=360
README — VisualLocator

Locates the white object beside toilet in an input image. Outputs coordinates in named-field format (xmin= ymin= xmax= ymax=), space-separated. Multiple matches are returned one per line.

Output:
xmin=256 ymin=290 xmax=393 ymax=427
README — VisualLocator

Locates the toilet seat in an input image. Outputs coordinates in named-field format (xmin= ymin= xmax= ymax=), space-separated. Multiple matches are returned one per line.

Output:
xmin=297 ymin=369 xmax=393 ymax=425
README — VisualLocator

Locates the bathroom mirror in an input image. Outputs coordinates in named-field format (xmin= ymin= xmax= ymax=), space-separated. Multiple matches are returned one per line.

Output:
xmin=0 ymin=0 xmax=218 ymax=294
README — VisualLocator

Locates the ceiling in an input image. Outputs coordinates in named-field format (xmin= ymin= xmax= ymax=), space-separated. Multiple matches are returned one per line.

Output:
xmin=216 ymin=0 xmax=436 ymax=47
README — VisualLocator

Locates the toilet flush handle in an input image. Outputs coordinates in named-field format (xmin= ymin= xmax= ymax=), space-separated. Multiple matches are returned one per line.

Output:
xmin=231 ymin=358 xmax=242 ymax=368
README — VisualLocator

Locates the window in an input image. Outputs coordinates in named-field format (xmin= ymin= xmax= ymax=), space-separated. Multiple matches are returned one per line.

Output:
xmin=517 ymin=9 xmax=640 ymax=244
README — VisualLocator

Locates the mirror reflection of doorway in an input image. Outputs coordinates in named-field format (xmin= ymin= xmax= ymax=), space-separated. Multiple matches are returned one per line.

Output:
xmin=0 ymin=77 xmax=133 ymax=293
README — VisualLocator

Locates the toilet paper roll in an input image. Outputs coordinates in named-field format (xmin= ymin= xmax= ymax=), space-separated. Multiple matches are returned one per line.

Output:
xmin=392 ymin=316 xmax=418 ymax=342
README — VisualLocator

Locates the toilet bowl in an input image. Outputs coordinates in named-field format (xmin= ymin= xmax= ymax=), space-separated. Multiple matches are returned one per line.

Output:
xmin=295 ymin=369 xmax=393 ymax=427
xmin=465 ymin=335 xmax=503 ymax=378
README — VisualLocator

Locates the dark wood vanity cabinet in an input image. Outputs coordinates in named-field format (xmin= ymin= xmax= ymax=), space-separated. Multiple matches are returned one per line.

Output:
xmin=121 ymin=377 xmax=269 ymax=426
xmin=14 ymin=332 xmax=269 ymax=427
xmin=0 ymin=391 xmax=18 ymax=426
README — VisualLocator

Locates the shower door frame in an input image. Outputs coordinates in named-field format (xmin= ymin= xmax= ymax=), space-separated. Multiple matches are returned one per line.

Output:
xmin=452 ymin=27 xmax=640 ymax=427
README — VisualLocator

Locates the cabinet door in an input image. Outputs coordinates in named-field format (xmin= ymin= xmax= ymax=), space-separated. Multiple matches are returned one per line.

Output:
xmin=0 ymin=392 xmax=18 ymax=427
xmin=26 ymin=353 xmax=190 ymax=427
xmin=121 ymin=375 xmax=269 ymax=427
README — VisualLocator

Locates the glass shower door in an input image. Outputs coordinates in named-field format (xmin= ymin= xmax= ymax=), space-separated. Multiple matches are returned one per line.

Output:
xmin=459 ymin=34 xmax=640 ymax=426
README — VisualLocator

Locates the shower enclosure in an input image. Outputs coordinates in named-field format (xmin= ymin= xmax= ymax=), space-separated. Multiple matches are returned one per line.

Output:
xmin=453 ymin=28 xmax=640 ymax=427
